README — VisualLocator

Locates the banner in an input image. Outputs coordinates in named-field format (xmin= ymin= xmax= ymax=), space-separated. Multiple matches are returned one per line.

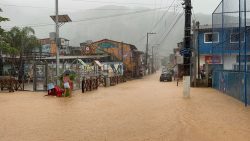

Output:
xmin=205 ymin=55 xmax=222 ymax=64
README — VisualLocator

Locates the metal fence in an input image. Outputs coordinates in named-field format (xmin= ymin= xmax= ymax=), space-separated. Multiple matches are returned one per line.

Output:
xmin=212 ymin=0 xmax=250 ymax=105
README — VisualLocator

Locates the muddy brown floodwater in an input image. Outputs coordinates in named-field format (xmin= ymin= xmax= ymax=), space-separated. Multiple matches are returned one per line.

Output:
xmin=0 ymin=72 xmax=250 ymax=141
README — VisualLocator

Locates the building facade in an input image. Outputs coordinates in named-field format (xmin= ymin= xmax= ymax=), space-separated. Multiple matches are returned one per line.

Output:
xmin=197 ymin=25 xmax=250 ymax=71
xmin=39 ymin=38 xmax=70 ymax=56
xmin=85 ymin=39 xmax=144 ymax=78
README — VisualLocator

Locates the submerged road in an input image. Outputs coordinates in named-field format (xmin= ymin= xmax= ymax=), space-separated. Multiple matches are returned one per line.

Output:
xmin=0 ymin=72 xmax=250 ymax=141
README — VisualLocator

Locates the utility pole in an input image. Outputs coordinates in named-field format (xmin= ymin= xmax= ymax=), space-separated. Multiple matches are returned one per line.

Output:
xmin=183 ymin=0 xmax=192 ymax=97
xmin=146 ymin=33 xmax=149 ymax=74
xmin=196 ymin=21 xmax=200 ymax=80
xmin=55 ymin=0 xmax=60 ymax=85
xmin=121 ymin=42 xmax=124 ymax=62
xmin=151 ymin=46 xmax=154 ymax=74
xmin=145 ymin=32 xmax=156 ymax=75
xmin=192 ymin=21 xmax=200 ymax=87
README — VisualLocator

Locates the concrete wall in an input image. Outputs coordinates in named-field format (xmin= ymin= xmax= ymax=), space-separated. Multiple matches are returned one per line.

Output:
xmin=224 ymin=55 xmax=237 ymax=70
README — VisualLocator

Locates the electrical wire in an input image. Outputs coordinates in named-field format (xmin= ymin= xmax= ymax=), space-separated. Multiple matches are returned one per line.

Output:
xmin=2 ymin=6 xmax=174 ymax=28
xmin=152 ymin=6 xmax=183 ymax=43
xmin=72 ymin=0 xmax=164 ymax=6
xmin=132 ymin=0 xmax=180 ymax=45
xmin=150 ymin=0 xmax=179 ymax=32
xmin=0 ymin=3 xmax=166 ymax=11
xmin=157 ymin=11 xmax=184 ymax=46
xmin=73 ymin=7 xmax=169 ymax=23
xmin=0 ymin=3 xmax=53 ymax=9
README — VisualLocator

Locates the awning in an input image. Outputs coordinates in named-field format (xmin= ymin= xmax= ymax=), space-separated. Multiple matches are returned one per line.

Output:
xmin=78 ymin=59 xmax=87 ymax=66
xmin=94 ymin=60 xmax=102 ymax=67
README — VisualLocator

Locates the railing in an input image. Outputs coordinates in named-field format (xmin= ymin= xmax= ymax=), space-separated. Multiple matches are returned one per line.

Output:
xmin=0 ymin=76 xmax=24 ymax=92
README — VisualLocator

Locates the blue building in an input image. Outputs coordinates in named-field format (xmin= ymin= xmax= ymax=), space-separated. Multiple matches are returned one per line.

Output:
xmin=210 ymin=0 xmax=250 ymax=105
xmin=197 ymin=24 xmax=250 ymax=71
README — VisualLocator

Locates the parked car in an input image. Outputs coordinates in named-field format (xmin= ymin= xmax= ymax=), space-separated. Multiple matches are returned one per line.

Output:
xmin=160 ymin=72 xmax=172 ymax=82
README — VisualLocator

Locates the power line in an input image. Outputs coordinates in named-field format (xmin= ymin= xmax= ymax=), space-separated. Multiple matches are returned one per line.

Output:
xmin=152 ymin=1 xmax=183 ymax=40
xmin=132 ymin=0 xmax=180 ymax=45
xmin=152 ymin=7 xmax=183 ymax=44
xmin=133 ymin=7 xmax=183 ymax=51
xmin=0 ymin=3 xmax=167 ymax=11
xmin=157 ymin=11 xmax=184 ymax=46
xmin=72 ymin=0 xmax=165 ymax=6
xmin=150 ymin=0 xmax=179 ymax=32
xmin=73 ymin=7 xmax=170 ymax=23
xmin=2 ymin=6 xmax=173 ymax=28
xmin=0 ymin=3 xmax=53 ymax=9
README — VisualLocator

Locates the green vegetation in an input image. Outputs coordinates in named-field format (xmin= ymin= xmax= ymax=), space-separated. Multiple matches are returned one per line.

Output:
xmin=0 ymin=11 xmax=41 ymax=78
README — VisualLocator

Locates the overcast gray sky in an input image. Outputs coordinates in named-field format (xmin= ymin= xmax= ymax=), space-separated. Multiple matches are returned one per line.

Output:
xmin=1 ymin=0 xmax=221 ymax=14
xmin=0 ymin=0 xmax=222 ymax=49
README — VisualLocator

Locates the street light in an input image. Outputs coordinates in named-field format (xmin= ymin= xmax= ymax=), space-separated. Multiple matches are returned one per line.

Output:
xmin=51 ymin=0 xmax=71 ymax=84
xmin=146 ymin=32 xmax=156 ymax=74
xmin=55 ymin=0 xmax=59 ymax=85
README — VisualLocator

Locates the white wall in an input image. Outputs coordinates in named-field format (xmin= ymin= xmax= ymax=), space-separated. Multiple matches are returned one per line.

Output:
xmin=199 ymin=56 xmax=205 ymax=67
xmin=224 ymin=55 xmax=237 ymax=70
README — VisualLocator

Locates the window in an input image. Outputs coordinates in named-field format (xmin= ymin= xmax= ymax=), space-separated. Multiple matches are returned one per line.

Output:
xmin=230 ymin=32 xmax=245 ymax=43
xmin=204 ymin=32 xmax=219 ymax=43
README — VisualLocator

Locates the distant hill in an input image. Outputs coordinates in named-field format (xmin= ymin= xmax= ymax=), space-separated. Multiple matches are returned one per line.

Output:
xmin=1 ymin=5 xmax=212 ymax=56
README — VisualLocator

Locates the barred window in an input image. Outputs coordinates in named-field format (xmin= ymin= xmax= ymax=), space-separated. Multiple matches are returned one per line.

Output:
xmin=230 ymin=32 xmax=245 ymax=43
xmin=204 ymin=32 xmax=219 ymax=43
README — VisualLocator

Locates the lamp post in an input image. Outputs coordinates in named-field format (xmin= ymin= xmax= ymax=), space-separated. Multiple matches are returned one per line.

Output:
xmin=52 ymin=0 xmax=71 ymax=84
xmin=146 ymin=32 xmax=156 ymax=74
xmin=55 ymin=0 xmax=59 ymax=85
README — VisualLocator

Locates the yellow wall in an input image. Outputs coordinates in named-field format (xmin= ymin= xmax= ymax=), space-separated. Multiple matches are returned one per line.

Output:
xmin=92 ymin=41 xmax=136 ymax=72
xmin=50 ymin=42 xmax=57 ymax=56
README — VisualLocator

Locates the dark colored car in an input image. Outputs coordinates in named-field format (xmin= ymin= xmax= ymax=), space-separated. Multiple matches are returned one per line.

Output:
xmin=160 ymin=72 xmax=172 ymax=82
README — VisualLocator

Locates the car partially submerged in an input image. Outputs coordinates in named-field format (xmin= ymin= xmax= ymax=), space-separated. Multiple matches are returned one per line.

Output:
xmin=160 ymin=72 xmax=172 ymax=82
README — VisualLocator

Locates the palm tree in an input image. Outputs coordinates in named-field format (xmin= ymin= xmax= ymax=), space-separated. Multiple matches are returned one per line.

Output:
xmin=0 ymin=15 xmax=11 ymax=53
xmin=5 ymin=26 xmax=40 ymax=79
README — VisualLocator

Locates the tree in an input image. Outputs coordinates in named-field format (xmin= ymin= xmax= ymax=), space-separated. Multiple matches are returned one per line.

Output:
xmin=0 ymin=15 xmax=10 ymax=51
xmin=5 ymin=26 xmax=40 ymax=55
xmin=0 ymin=16 xmax=9 ymax=34
xmin=4 ymin=26 xmax=40 ymax=79
xmin=0 ymin=14 xmax=14 ymax=75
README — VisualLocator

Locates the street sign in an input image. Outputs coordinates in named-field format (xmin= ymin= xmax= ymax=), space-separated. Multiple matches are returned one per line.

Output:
xmin=180 ymin=48 xmax=190 ymax=56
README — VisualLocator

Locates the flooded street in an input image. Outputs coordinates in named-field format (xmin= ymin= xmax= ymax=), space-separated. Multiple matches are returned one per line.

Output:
xmin=0 ymin=73 xmax=250 ymax=141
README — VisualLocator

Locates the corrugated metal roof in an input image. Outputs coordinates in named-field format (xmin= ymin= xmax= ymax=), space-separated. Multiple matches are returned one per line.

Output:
xmin=41 ymin=55 xmax=109 ymax=60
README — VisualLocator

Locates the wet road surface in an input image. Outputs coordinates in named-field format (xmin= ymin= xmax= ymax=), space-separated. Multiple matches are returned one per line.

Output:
xmin=0 ymin=73 xmax=250 ymax=141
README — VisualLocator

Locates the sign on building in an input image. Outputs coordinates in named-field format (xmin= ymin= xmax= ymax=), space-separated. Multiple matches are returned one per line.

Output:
xmin=205 ymin=55 xmax=222 ymax=64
